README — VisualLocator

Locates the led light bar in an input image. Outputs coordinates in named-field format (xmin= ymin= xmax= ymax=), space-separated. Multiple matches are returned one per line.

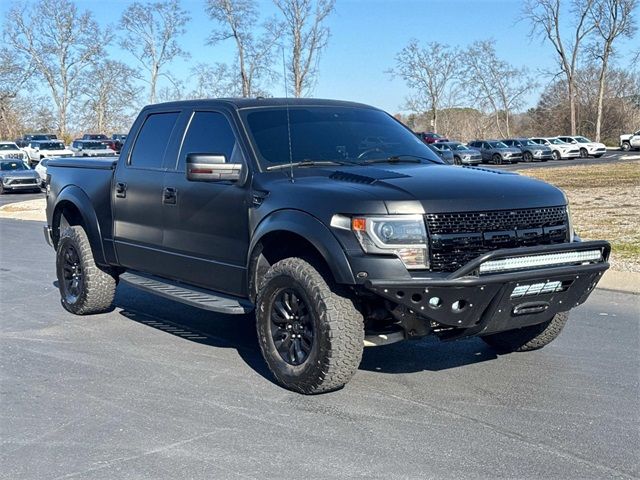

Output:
xmin=479 ymin=249 xmax=603 ymax=274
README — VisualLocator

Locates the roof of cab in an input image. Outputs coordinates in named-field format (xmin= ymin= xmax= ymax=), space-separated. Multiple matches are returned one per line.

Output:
xmin=144 ymin=97 xmax=379 ymax=111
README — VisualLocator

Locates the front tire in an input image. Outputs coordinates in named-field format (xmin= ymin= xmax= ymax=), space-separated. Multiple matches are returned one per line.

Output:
xmin=256 ymin=257 xmax=364 ymax=394
xmin=492 ymin=153 xmax=503 ymax=165
xmin=523 ymin=151 xmax=533 ymax=162
xmin=56 ymin=226 xmax=117 ymax=315
xmin=579 ymin=148 xmax=588 ymax=158
xmin=621 ymin=142 xmax=630 ymax=151
xmin=552 ymin=150 xmax=561 ymax=160
xmin=454 ymin=156 xmax=462 ymax=165
xmin=482 ymin=312 xmax=568 ymax=353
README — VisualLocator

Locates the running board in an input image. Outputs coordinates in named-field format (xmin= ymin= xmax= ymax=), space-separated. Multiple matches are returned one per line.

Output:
xmin=120 ymin=272 xmax=253 ymax=315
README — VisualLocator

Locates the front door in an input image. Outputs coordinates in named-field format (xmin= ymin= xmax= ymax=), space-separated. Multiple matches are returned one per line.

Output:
xmin=162 ymin=110 xmax=251 ymax=296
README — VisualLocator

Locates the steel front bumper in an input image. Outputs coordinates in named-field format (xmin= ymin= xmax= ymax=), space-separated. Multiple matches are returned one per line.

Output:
xmin=365 ymin=241 xmax=610 ymax=337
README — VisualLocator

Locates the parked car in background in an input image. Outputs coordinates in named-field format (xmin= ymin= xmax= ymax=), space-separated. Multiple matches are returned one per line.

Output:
xmin=416 ymin=131 xmax=449 ymax=144
xmin=14 ymin=133 xmax=56 ymax=148
xmin=557 ymin=136 xmax=606 ymax=158
xmin=503 ymin=138 xmax=553 ymax=162
xmin=0 ymin=159 xmax=41 ymax=194
xmin=0 ymin=141 xmax=30 ymax=163
xmin=82 ymin=133 xmax=108 ymax=140
xmin=70 ymin=140 xmax=117 ymax=157
xmin=23 ymin=140 xmax=73 ymax=166
xmin=34 ymin=158 xmax=49 ymax=187
xmin=468 ymin=140 xmax=522 ymax=164
xmin=111 ymin=134 xmax=127 ymax=153
xmin=619 ymin=130 xmax=640 ymax=151
xmin=426 ymin=142 xmax=454 ymax=164
xmin=437 ymin=142 xmax=481 ymax=165
xmin=529 ymin=137 xmax=580 ymax=160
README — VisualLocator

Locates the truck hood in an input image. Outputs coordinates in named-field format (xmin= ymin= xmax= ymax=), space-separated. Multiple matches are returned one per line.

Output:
xmin=263 ymin=163 xmax=567 ymax=215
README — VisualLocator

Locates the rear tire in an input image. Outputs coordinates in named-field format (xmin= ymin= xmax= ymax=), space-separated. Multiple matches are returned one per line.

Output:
xmin=256 ymin=257 xmax=364 ymax=394
xmin=56 ymin=226 xmax=117 ymax=315
xmin=482 ymin=312 xmax=568 ymax=353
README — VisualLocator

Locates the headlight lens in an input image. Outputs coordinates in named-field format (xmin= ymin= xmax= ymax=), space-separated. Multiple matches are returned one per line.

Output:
xmin=350 ymin=215 xmax=428 ymax=269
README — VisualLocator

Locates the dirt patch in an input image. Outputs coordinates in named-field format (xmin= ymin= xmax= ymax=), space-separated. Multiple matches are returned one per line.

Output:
xmin=521 ymin=160 xmax=640 ymax=273
xmin=0 ymin=198 xmax=46 ymax=222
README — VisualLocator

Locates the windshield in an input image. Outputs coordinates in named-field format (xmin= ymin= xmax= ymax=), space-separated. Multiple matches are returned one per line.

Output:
xmin=40 ymin=142 xmax=64 ymax=150
xmin=0 ymin=143 xmax=19 ymax=151
xmin=243 ymin=106 xmax=443 ymax=168
xmin=450 ymin=143 xmax=470 ymax=151
xmin=0 ymin=161 xmax=30 ymax=171
xmin=575 ymin=136 xmax=591 ymax=143
xmin=83 ymin=142 xmax=107 ymax=150
xmin=433 ymin=143 xmax=451 ymax=151
xmin=489 ymin=141 xmax=508 ymax=148
xmin=31 ymin=135 xmax=49 ymax=141
xmin=549 ymin=138 xmax=565 ymax=145
xmin=521 ymin=139 xmax=536 ymax=146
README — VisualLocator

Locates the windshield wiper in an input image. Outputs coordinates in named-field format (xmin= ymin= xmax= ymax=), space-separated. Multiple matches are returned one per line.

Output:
xmin=362 ymin=154 xmax=440 ymax=165
xmin=266 ymin=159 xmax=348 ymax=171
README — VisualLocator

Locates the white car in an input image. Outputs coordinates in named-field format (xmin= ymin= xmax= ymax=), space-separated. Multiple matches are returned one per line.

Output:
xmin=23 ymin=140 xmax=73 ymax=166
xmin=70 ymin=140 xmax=117 ymax=157
xmin=530 ymin=137 xmax=580 ymax=160
xmin=34 ymin=158 xmax=49 ymax=186
xmin=619 ymin=130 xmax=640 ymax=151
xmin=0 ymin=141 xmax=30 ymax=163
xmin=556 ymin=136 xmax=606 ymax=158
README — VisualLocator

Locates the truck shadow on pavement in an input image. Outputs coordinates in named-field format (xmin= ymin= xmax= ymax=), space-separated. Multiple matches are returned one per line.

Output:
xmin=111 ymin=282 xmax=499 ymax=384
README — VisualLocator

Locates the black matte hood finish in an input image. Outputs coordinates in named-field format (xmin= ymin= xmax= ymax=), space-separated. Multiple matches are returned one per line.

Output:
xmin=257 ymin=163 xmax=567 ymax=217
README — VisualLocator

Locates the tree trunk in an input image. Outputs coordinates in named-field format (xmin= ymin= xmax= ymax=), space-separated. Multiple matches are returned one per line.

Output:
xmin=431 ymin=106 xmax=437 ymax=133
xmin=568 ymin=78 xmax=577 ymax=135
xmin=149 ymin=65 xmax=159 ymax=104
xmin=594 ymin=50 xmax=610 ymax=143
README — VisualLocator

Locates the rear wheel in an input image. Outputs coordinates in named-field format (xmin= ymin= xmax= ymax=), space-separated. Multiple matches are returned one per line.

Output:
xmin=56 ymin=226 xmax=118 ymax=315
xmin=492 ymin=153 xmax=503 ymax=165
xmin=256 ymin=257 xmax=364 ymax=394
xmin=482 ymin=312 xmax=568 ymax=352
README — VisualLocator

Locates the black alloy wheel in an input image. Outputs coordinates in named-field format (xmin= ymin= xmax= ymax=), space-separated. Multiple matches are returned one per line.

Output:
xmin=60 ymin=243 xmax=84 ymax=304
xmin=580 ymin=148 xmax=588 ymax=158
xmin=270 ymin=288 xmax=315 ymax=366
xmin=552 ymin=150 xmax=561 ymax=160
xmin=523 ymin=151 xmax=533 ymax=162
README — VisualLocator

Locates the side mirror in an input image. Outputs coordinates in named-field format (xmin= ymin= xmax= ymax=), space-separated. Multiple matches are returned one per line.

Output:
xmin=186 ymin=153 xmax=242 ymax=182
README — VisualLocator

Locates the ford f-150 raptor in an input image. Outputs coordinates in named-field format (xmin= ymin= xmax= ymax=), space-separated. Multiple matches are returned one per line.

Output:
xmin=45 ymin=98 xmax=610 ymax=394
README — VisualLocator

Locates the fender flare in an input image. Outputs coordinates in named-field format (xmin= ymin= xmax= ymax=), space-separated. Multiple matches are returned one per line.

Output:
xmin=52 ymin=185 xmax=107 ymax=265
xmin=248 ymin=210 xmax=356 ymax=286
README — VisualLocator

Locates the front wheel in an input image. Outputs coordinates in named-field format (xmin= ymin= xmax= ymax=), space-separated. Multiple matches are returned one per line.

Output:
xmin=256 ymin=257 xmax=364 ymax=394
xmin=56 ymin=226 xmax=118 ymax=315
xmin=482 ymin=312 xmax=568 ymax=353
xmin=552 ymin=150 xmax=561 ymax=160
xmin=621 ymin=142 xmax=630 ymax=151
xmin=579 ymin=148 xmax=588 ymax=158
xmin=523 ymin=151 xmax=533 ymax=162
xmin=453 ymin=156 xmax=462 ymax=165
xmin=492 ymin=154 xmax=503 ymax=165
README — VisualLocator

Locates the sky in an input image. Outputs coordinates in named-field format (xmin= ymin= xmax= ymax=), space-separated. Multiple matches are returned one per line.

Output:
xmin=2 ymin=0 xmax=639 ymax=113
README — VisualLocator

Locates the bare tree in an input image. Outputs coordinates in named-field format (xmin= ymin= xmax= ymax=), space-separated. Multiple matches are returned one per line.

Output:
xmin=0 ymin=47 xmax=34 ymax=138
xmin=388 ymin=40 xmax=459 ymax=133
xmin=120 ymin=0 xmax=190 ymax=104
xmin=5 ymin=0 xmax=108 ymax=137
xmin=462 ymin=40 xmax=537 ymax=137
xmin=589 ymin=0 xmax=637 ymax=141
xmin=206 ymin=0 xmax=281 ymax=97
xmin=188 ymin=62 xmax=241 ymax=98
xmin=274 ymin=0 xmax=335 ymax=97
xmin=77 ymin=60 xmax=141 ymax=133
xmin=522 ymin=0 xmax=595 ymax=134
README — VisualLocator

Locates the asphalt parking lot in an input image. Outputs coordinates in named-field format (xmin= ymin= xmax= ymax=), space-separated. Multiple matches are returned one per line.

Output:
xmin=1 ymin=212 xmax=639 ymax=478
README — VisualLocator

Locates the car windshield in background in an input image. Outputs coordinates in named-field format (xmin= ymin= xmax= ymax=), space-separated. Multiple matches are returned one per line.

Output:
xmin=0 ymin=161 xmax=30 ymax=171
xmin=549 ymin=138 xmax=565 ymax=144
xmin=576 ymin=137 xmax=591 ymax=143
xmin=244 ymin=106 xmax=443 ymax=168
xmin=31 ymin=135 xmax=49 ymax=141
xmin=450 ymin=143 xmax=470 ymax=150
xmin=522 ymin=139 xmax=537 ymax=146
xmin=84 ymin=142 xmax=106 ymax=150
xmin=490 ymin=141 xmax=508 ymax=148
xmin=40 ymin=142 xmax=64 ymax=150
xmin=0 ymin=143 xmax=19 ymax=150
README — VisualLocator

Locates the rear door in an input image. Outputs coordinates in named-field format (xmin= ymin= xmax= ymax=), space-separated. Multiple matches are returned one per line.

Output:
xmin=161 ymin=110 xmax=251 ymax=296
xmin=113 ymin=110 xmax=181 ymax=276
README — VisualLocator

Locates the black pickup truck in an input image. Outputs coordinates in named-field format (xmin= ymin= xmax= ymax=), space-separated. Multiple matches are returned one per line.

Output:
xmin=45 ymin=98 xmax=610 ymax=394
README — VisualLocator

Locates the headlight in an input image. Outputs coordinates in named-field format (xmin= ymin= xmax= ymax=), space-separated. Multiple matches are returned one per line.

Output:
xmin=462 ymin=155 xmax=470 ymax=160
xmin=534 ymin=150 xmax=541 ymax=156
xmin=349 ymin=215 xmax=428 ymax=269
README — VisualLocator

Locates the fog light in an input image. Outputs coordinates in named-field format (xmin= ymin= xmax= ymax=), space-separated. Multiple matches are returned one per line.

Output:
xmin=429 ymin=297 xmax=442 ymax=309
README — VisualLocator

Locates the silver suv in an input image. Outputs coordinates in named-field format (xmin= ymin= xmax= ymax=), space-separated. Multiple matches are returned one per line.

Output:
xmin=468 ymin=140 xmax=522 ymax=165
xmin=503 ymin=138 xmax=553 ymax=162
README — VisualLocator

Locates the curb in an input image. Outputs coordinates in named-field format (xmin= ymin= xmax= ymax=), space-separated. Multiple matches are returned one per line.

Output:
xmin=596 ymin=269 xmax=640 ymax=295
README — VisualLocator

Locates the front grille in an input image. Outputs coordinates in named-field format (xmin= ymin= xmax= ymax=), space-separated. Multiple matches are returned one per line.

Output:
xmin=425 ymin=206 xmax=569 ymax=272
xmin=7 ymin=178 xmax=37 ymax=185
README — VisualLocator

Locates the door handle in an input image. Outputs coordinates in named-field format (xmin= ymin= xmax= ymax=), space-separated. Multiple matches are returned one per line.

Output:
xmin=163 ymin=187 xmax=177 ymax=205
xmin=115 ymin=182 xmax=127 ymax=198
